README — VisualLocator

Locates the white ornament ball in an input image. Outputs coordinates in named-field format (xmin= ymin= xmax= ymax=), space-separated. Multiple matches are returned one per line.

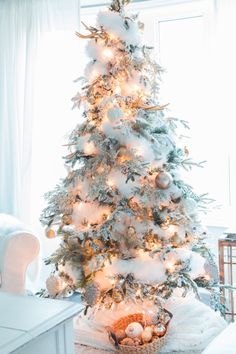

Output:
xmin=125 ymin=322 xmax=143 ymax=338
xmin=155 ymin=171 xmax=173 ymax=189
xmin=107 ymin=106 xmax=124 ymax=123
xmin=46 ymin=274 xmax=64 ymax=297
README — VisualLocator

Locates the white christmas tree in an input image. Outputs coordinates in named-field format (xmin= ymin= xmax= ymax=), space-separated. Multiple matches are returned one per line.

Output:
xmin=40 ymin=0 xmax=224 ymax=349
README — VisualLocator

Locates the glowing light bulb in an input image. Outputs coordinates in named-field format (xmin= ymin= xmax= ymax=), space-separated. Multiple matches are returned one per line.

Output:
xmin=90 ymin=69 xmax=98 ymax=80
xmin=107 ymin=179 xmax=115 ymax=187
xmin=84 ymin=141 xmax=96 ymax=155
xmin=109 ymin=33 xmax=116 ymax=40
xmin=205 ymin=274 xmax=211 ymax=281
xmin=167 ymin=225 xmax=178 ymax=237
xmin=114 ymin=86 xmax=121 ymax=94
xmin=103 ymin=48 xmax=113 ymax=59
xmin=166 ymin=262 xmax=175 ymax=273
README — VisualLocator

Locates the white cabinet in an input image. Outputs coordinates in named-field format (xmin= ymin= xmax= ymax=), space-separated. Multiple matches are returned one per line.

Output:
xmin=0 ymin=292 xmax=83 ymax=354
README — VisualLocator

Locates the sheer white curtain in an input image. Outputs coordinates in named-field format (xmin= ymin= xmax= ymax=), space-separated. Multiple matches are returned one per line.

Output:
xmin=0 ymin=0 xmax=80 ymax=223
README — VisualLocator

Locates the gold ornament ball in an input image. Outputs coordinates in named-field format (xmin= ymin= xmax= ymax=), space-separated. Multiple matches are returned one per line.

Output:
xmin=127 ymin=226 xmax=136 ymax=237
xmin=141 ymin=328 xmax=153 ymax=343
xmin=46 ymin=227 xmax=56 ymax=239
xmin=62 ymin=214 xmax=72 ymax=225
xmin=118 ymin=146 xmax=128 ymax=157
xmin=171 ymin=232 xmax=182 ymax=247
xmin=120 ymin=338 xmax=135 ymax=346
xmin=153 ymin=323 xmax=166 ymax=337
xmin=115 ymin=329 xmax=126 ymax=342
xmin=155 ymin=171 xmax=173 ymax=189
xmin=112 ymin=290 xmax=123 ymax=303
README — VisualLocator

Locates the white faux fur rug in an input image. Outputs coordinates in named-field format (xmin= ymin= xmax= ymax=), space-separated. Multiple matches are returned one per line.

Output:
xmin=75 ymin=344 xmax=201 ymax=354
xmin=74 ymin=295 xmax=226 ymax=354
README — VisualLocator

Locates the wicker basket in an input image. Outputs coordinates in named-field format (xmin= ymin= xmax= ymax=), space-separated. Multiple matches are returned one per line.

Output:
xmin=108 ymin=312 xmax=170 ymax=354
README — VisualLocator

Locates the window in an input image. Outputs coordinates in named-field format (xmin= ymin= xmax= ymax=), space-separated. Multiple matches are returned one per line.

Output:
xmin=31 ymin=0 xmax=236 ymax=231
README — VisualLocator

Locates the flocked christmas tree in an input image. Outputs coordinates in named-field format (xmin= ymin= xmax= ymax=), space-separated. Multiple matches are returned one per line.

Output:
xmin=41 ymin=0 xmax=222 ymax=316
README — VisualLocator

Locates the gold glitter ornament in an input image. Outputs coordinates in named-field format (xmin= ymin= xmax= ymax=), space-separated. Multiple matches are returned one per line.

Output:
xmin=62 ymin=214 xmax=73 ymax=225
xmin=127 ymin=226 xmax=136 ymax=237
xmin=112 ymin=289 xmax=124 ymax=303
xmin=46 ymin=227 xmax=56 ymax=239
xmin=155 ymin=171 xmax=173 ymax=189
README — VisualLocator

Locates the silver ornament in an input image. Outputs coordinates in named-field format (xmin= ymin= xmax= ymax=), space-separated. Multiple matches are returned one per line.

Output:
xmin=46 ymin=274 xmax=64 ymax=297
xmin=155 ymin=171 xmax=173 ymax=189
xmin=107 ymin=106 xmax=124 ymax=123
xmin=153 ymin=323 xmax=166 ymax=337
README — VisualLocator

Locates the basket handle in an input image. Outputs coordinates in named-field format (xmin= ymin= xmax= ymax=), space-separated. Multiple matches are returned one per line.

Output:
xmin=106 ymin=326 xmax=120 ymax=349
xmin=164 ymin=308 xmax=173 ymax=326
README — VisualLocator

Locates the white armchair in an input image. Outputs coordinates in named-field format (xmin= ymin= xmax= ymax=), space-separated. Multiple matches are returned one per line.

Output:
xmin=0 ymin=213 xmax=40 ymax=294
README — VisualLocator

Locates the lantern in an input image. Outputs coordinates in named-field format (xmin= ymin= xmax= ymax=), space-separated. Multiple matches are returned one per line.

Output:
xmin=219 ymin=233 xmax=236 ymax=322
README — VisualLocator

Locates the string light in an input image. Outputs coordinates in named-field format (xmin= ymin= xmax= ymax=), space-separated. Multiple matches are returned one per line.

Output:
xmin=103 ymin=48 xmax=113 ymax=59
xmin=107 ymin=179 xmax=115 ymax=188
xmin=166 ymin=262 xmax=176 ymax=273
xmin=84 ymin=141 xmax=96 ymax=155
xmin=114 ymin=86 xmax=121 ymax=94
xmin=90 ymin=69 xmax=98 ymax=80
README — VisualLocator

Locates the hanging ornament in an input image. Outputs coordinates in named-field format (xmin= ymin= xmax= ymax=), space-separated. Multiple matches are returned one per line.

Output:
xmin=171 ymin=190 xmax=182 ymax=204
xmin=45 ymin=227 xmax=56 ymax=239
xmin=84 ymin=282 xmax=101 ymax=306
xmin=128 ymin=197 xmax=139 ymax=211
xmin=107 ymin=106 xmax=124 ymax=123
xmin=62 ymin=214 xmax=73 ymax=225
xmin=155 ymin=171 xmax=173 ymax=189
xmin=127 ymin=226 xmax=136 ymax=237
xmin=84 ymin=240 xmax=94 ymax=260
xmin=112 ymin=289 xmax=124 ymax=303
xmin=67 ymin=236 xmax=79 ymax=247
xmin=117 ymin=147 xmax=132 ymax=163
xmin=46 ymin=274 xmax=64 ymax=297
xmin=171 ymin=232 xmax=183 ymax=247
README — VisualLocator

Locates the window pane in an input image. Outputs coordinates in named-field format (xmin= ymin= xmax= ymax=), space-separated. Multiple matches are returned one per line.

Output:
xmin=158 ymin=13 xmax=230 ymax=224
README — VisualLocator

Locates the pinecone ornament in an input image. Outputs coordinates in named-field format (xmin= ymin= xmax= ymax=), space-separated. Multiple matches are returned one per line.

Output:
xmin=84 ymin=282 xmax=101 ymax=306
xmin=46 ymin=274 xmax=64 ymax=297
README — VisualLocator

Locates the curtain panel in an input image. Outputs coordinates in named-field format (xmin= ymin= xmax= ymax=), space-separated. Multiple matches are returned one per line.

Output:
xmin=0 ymin=0 xmax=80 ymax=222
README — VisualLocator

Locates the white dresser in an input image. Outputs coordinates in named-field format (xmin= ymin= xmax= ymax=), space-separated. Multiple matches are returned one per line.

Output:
xmin=0 ymin=292 xmax=83 ymax=354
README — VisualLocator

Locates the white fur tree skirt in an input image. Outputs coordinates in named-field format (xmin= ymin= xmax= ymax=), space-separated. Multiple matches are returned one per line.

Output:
xmin=75 ymin=344 xmax=201 ymax=354
xmin=74 ymin=295 xmax=226 ymax=354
